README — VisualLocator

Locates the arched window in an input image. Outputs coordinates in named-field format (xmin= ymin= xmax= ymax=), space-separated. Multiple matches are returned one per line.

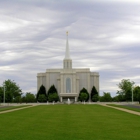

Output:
xmin=66 ymin=78 xmax=71 ymax=93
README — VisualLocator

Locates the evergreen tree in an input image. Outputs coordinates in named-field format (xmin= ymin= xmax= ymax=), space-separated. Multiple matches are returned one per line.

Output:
xmin=36 ymin=85 xmax=47 ymax=102
xmin=48 ymin=85 xmax=59 ymax=102
xmin=78 ymin=88 xmax=89 ymax=102
xmin=91 ymin=86 xmax=99 ymax=102
xmin=47 ymin=85 xmax=57 ymax=95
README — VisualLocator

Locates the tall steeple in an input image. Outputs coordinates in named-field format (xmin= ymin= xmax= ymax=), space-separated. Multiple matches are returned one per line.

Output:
xmin=63 ymin=31 xmax=72 ymax=69
xmin=65 ymin=31 xmax=70 ymax=59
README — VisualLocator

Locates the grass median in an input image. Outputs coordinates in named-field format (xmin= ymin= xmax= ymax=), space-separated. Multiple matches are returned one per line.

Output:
xmin=107 ymin=104 xmax=140 ymax=112
xmin=0 ymin=105 xmax=31 ymax=112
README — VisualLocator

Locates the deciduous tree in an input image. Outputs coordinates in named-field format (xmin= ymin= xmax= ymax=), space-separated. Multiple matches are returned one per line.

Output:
xmin=0 ymin=79 xmax=22 ymax=102
xmin=134 ymin=86 xmax=140 ymax=103
xmin=117 ymin=79 xmax=135 ymax=101
xmin=25 ymin=92 xmax=36 ymax=103
xmin=100 ymin=92 xmax=112 ymax=102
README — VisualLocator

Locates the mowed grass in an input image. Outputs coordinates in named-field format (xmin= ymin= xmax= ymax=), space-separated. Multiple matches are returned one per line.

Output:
xmin=0 ymin=105 xmax=140 ymax=140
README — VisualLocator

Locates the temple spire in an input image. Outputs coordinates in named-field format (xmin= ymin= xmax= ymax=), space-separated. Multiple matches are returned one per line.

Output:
xmin=63 ymin=31 xmax=72 ymax=69
xmin=65 ymin=31 xmax=70 ymax=59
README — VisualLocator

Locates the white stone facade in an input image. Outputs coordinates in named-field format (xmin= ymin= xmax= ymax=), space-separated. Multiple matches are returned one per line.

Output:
xmin=37 ymin=33 xmax=99 ymax=102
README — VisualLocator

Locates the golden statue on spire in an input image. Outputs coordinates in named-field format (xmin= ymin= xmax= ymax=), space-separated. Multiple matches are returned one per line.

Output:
xmin=66 ymin=31 xmax=68 ymax=36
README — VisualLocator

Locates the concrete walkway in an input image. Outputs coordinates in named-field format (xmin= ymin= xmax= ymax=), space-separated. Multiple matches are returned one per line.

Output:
xmin=100 ymin=104 xmax=140 ymax=116
xmin=0 ymin=105 xmax=38 ymax=114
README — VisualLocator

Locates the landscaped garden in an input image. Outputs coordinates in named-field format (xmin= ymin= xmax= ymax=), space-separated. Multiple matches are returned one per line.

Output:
xmin=0 ymin=104 xmax=140 ymax=140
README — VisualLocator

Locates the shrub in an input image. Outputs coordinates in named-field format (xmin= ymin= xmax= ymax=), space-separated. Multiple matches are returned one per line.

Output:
xmin=78 ymin=88 xmax=89 ymax=102
xmin=79 ymin=92 xmax=88 ymax=101
xmin=92 ymin=94 xmax=99 ymax=102
xmin=38 ymin=94 xmax=47 ymax=102
xmin=48 ymin=93 xmax=59 ymax=102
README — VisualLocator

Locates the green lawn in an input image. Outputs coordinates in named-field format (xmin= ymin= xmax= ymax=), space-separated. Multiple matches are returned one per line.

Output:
xmin=0 ymin=104 xmax=140 ymax=140
xmin=107 ymin=104 xmax=140 ymax=112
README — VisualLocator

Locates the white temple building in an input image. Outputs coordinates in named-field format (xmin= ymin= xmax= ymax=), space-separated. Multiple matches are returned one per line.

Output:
xmin=37 ymin=33 xmax=99 ymax=102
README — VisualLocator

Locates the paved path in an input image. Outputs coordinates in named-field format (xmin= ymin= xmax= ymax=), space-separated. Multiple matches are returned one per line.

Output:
xmin=100 ymin=104 xmax=140 ymax=116
xmin=0 ymin=105 xmax=38 ymax=114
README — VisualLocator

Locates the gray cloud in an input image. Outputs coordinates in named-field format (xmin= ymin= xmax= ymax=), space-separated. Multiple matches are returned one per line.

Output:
xmin=0 ymin=0 xmax=140 ymax=96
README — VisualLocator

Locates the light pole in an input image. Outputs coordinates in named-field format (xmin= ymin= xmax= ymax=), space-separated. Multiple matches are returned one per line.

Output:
xmin=3 ymin=84 xmax=5 ymax=105
xmin=132 ymin=86 xmax=133 ymax=104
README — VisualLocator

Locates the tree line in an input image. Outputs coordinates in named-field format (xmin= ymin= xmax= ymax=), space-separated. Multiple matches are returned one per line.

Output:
xmin=99 ymin=79 xmax=140 ymax=103
xmin=0 ymin=79 xmax=140 ymax=103
xmin=36 ymin=85 xmax=99 ymax=102
xmin=0 ymin=79 xmax=36 ymax=103
xmin=0 ymin=79 xmax=98 ymax=103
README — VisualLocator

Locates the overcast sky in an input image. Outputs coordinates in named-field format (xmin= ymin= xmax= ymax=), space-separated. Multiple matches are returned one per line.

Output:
xmin=0 ymin=0 xmax=140 ymax=96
